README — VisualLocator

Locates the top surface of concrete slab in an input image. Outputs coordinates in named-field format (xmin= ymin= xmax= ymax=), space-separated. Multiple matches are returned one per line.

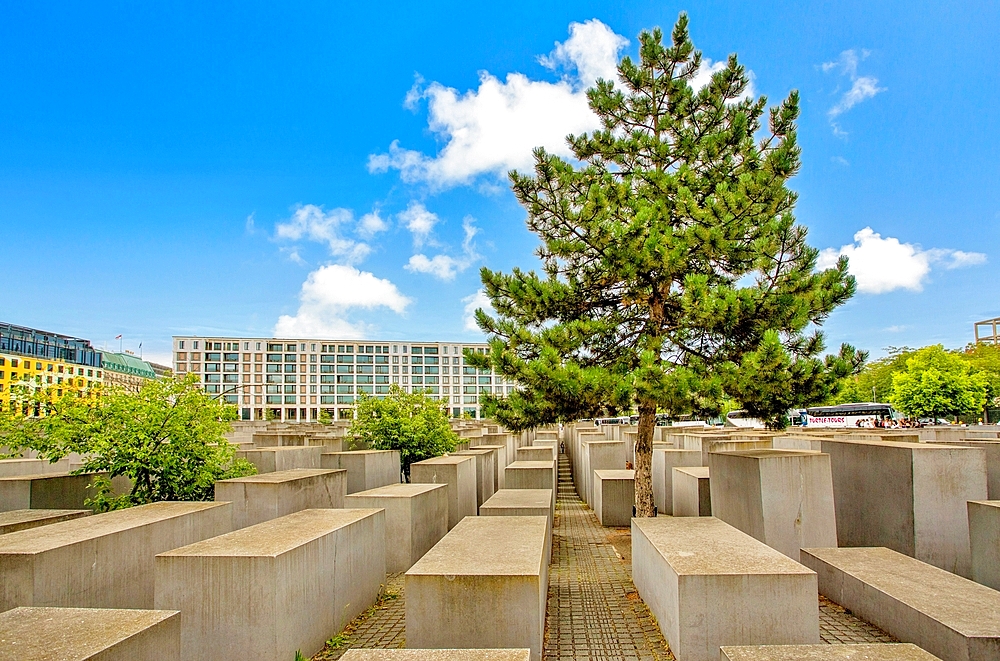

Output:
xmin=407 ymin=516 xmax=548 ymax=577
xmin=633 ymin=517 xmax=814 ymax=576
xmin=712 ymin=449 xmax=823 ymax=459
xmin=0 ymin=606 xmax=179 ymax=661
xmin=327 ymin=450 xmax=394 ymax=455
xmin=674 ymin=466 xmax=710 ymax=478
xmin=414 ymin=455 xmax=475 ymax=466
xmin=802 ymin=546 xmax=1000 ymax=636
xmin=0 ymin=509 xmax=90 ymax=528
xmin=720 ymin=644 xmax=940 ymax=660
xmin=216 ymin=468 xmax=342 ymax=484
xmin=594 ymin=470 xmax=635 ymax=480
xmin=969 ymin=499 xmax=1000 ymax=510
xmin=347 ymin=483 xmax=446 ymax=498
xmin=341 ymin=650 xmax=531 ymax=660
xmin=158 ymin=508 xmax=381 ymax=558
xmin=481 ymin=489 xmax=552 ymax=509
xmin=0 ymin=472 xmax=82 ymax=482
xmin=507 ymin=461 xmax=555 ymax=469
xmin=0 ymin=501 xmax=228 ymax=554
xmin=823 ymin=438 xmax=971 ymax=451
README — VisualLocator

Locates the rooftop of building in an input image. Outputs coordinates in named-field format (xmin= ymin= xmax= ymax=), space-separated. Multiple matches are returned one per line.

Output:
xmin=98 ymin=351 xmax=156 ymax=379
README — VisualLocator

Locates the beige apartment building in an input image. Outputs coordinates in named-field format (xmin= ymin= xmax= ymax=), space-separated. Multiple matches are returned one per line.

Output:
xmin=171 ymin=336 xmax=514 ymax=421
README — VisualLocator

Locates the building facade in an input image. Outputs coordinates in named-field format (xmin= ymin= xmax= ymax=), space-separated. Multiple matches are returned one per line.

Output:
xmin=171 ymin=336 xmax=514 ymax=421
xmin=99 ymin=351 xmax=157 ymax=392
xmin=0 ymin=322 xmax=103 ymax=411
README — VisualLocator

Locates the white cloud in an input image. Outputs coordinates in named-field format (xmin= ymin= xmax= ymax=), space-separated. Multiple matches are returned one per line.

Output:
xmin=368 ymin=20 xmax=628 ymax=188
xmin=398 ymin=202 xmax=439 ymax=247
xmin=406 ymin=217 xmax=481 ymax=281
xmin=357 ymin=210 xmax=388 ymax=239
xmin=275 ymin=204 xmax=371 ymax=264
xmin=817 ymin=227 xmax=986 ymax=294
xmin=821 ymin=49 xmax=885 ymax=134
xmin=274 ymin=264 xmax=412 ymax=338
xmin=463 ymin=289 xmax=494 ymax=332
xmin=245 ymin=213 xmax=256 ymax=234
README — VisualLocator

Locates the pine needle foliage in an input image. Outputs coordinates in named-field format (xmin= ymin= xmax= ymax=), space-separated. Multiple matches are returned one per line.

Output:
xmin=467 ymin=15 xmax=861 ymax=516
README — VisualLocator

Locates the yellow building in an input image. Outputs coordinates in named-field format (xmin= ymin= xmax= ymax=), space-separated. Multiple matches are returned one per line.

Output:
xmin=0 ymin=322 xmax=103 ymax=412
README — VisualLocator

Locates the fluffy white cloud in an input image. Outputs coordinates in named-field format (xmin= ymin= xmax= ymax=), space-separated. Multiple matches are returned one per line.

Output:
xmin=357 ymin=210 xmax=388 ymax=239
xmin=274 ymin=264 xmax=412 ymax=338
xmin=406 ymin=217 xmax=481 ymax=281
xmin=368 ymin=20 xmax=628 ymax=188
xmin=398 ymin=202 xmax=439 ymax=246
xmin=274 ymin=204 xmax=372 ymax=264
xmin=463 ymin=289 xmax=494 ymax=332
xmin=821 ymin=49 xmax=885 ymax=134
xmin=817 ymin=227 xmax=986 ymax=294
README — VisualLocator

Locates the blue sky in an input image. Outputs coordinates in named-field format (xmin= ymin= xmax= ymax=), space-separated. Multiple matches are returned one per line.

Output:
xmin=1 ymin=1 xmax=998 ymax=365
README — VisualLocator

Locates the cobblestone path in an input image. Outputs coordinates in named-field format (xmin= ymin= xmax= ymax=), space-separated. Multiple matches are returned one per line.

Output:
xmin=314 ymin=449 xmax=894 ymax=661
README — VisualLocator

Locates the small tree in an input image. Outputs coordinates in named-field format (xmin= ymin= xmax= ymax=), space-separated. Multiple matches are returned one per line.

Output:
xmin=349 ymin=386 xmax=458 ymax=480
xmin=0 ymin=374 xmax=256 ymax=511
xmin=468 ymin=15 xmax=859 ymax=516
xmin=892 ymin=345 xmax=990 ymax=421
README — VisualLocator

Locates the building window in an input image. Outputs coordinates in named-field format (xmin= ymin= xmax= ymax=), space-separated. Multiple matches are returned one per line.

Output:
xmin=179 ymin=341 xmax=185 ymax=349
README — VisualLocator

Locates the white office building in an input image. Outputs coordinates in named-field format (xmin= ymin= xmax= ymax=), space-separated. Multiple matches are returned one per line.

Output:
xmin=171 ymin=336 xmax=512 ymax=421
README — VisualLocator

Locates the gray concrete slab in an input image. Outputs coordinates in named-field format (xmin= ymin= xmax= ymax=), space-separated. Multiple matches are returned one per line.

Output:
xmin=969 ymin=500 xmax=1000 ymax=590
xmin=340 ymin=652 xmax=531 ymax=661
xmin=236 ymin=446 xmax=323 ymax=473
xmin=652 ymin=449 xmax=702 ymax=515
xmin=0 ymin=509 xmax=90 ymax=535
xmin=321 ymin=450 xmax=401 ymax=493
xmin=410 ymin=455 xmax=477 ymax=530
xmin=593 ymin=469 xmax=634 ymax=527
xmin=672 ymin=466 xmax=711 ymax=517
xmin=214 ymin=468 xmax=347 ymax=529
xmin=720 ymin=644 xmax=941 ymax=660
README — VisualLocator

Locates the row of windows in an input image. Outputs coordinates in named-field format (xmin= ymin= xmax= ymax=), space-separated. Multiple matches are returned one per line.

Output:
xmin=0 ymin=357 xmax=98 ymax=379
xmin=176 ymin=340 xmax=485 ymax=358
xmin=178 ymin=361 xmax=495 ymax=378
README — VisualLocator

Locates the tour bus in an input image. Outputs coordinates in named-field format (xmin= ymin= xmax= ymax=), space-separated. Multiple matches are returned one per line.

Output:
xmin=803 ymin=402 xmax=900 ymax=428
xmin=725 ymin=409 xmax=808 ymax=428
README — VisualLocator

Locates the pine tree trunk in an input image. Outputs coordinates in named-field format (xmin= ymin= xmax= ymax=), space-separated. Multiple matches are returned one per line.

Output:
xmin=634 ymin=399 xmax=656 ymax=517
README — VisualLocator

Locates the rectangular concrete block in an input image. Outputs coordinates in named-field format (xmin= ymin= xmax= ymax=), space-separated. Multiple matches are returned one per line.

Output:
xmin=579 ymin=441 xmax=625 ymax=506
xmin=633 ymin=517 xmax=819 ymax=661
xmin=0 ymin=606 xmax=181 ymax=661
xmin=801 ymin=546 xmax=1000 ymax=661
xmin=932 ymin=440 xmax=1000 ymax=499
xmin=504 ymin=461 xmax=556 ymax=494
xmin=0 ymin=473 xmax=100 ymax=512
xmin=479 ymin=488 xmax=553 ymax=562
xmin=455 ymin=448 xmax=497 ymax=509
xmin=820 ymin=439 xmax=987 ymax=577
xmin=968 ymin=500 xmax=1000 ymax=590
xmin=411 ymin=455 xmax=478 ymax=530
xmin=345 ymin=483 xmax=449 ymax=572
xmin=0 ymin=457 xmax=71 ymax=478
xmin=0 ymin=509 xmax=90 ymax=535
xmin=214 ymin=468 xmax=347 ymax=529
xmin=236 ymin=446 xmax=323 ymax=473
xmin=708 ymin=450 xmax=837 ymax=561
xmin=155 ymin=508 xmax=386 ymax=661
xmin=516 ymin=447 xmax=555 ymax=462
xmin=321 ymin=450 xmax=401 ymax=494
xmin=406 ymin=516 xmax=549 ymax=661
xmin=672 ymin=467 xmax=711 ymax=517
xmin=652 ymin=449 xmax=702 ymax=515
xmin=340 ymin=652 xmax=531 ymax=661
xmin=476 ymin=445 xmax=507 ymax=489
xmin=0 ymin=501 xmax=233 ymax=611
xmin=719 ymin=644 xmax=942 ymax=660
xmin=593 ymin=470 xmax=634 ymax=527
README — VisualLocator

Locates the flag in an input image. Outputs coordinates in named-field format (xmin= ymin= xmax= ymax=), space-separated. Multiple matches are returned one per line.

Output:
xmin=115 ymin=334 xmax=122 ymax=340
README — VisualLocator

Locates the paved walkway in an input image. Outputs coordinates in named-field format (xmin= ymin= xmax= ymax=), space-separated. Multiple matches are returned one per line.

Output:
xmin=313 ymin=449 xmax=894 ymax=660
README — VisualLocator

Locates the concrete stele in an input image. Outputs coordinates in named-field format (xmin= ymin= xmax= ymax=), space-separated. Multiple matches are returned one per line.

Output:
xmin=474 ymin=445 xmax=507 ymax=489
xmin=0 ymin=473 xmax=100 ymax=512
xmin=969 ymin=500 xmax=1000 ymax=590
xmin=593 ymin=469 xmax=634 ymax=527
xmin=819 ymin=438 xmax=987 ymax=577
xmin=479 ymin=488 xmax=554 ymax=562
xmin=719 ymin=644 xmax=942 ymax=660
xmin=0 ymin=606 xmax=181 ymax=661
xmin=672 ymin=467 xmax=711 ymax=517
xmin=801 ymin=546 xmax=1000 ymax=661
xmin=406 ymin=516 xmax=549 ymax=661
xmin=0 ymin=457 xmax=71 ymax=478
xmin=707 ymin=449 xmax=837 ymax=561
xmin=155 ymin=508 xmax=386 ymax=661
xmin=632 ymin=516 xmax=819 ymax=661
xmin=651 ymin=449 xmax=702 ymax=515
xmin=454 ymin=448 xmax=497 ymax=509
xmin=516 ymin=447 xmax=555 ymax=463
xmin=504 ymin=461 xmax=556 ymax=492
xmin=0 ymin=501 xmax=233 ymax=611
xmin=214 ymin=468 xmax=347 ymax=529
xmin=320 ymin=450 xmax=401 ymax=494
xmin=236 ymin=446 xmax=323 ymax=473
xmin=344 ymin=483 xmax=449 ymax=572
xmin=410 ymin=455 xmax=478 ymax=530
xmin=0 ymin=509 xmax=90 ymax=535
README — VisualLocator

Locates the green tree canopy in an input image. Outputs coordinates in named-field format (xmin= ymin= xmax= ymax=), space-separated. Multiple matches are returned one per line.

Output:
xmin=0 ymin=374 xmax=256 ymax=511
xmin=468 ymin=15 xmax=859 ymax=516
xmin=891 ymin=345 xmax=990 ymax=420
xmin=348 ymin=386 xmax=458 ymax=479
xmin=832 ymin=346 xmax=914 ymax=405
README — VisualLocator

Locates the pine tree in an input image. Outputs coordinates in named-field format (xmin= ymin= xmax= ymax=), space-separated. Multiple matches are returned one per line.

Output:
xmin=467 ymin=15 xmax=861 ymax=516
